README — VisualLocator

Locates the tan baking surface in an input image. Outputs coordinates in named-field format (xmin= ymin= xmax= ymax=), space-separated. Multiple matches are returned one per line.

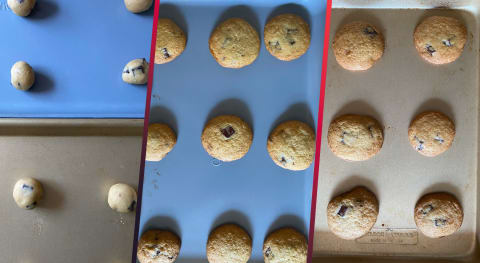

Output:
xmin=0 ymin=119 xmax=143 ymax=262
xmin=314 ymin=4 xmax=479 ymax=261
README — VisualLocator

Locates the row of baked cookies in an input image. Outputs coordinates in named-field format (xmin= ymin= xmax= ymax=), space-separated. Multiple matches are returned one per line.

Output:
xmin=156 ymin=12 xmax=311 ymax=68
xmin=333 ymin=16 xmax=467 ymax=71
xmin=137 ymin=224 xmax=307 ymax=263
xmin=146 ymin=115 xmax=316 ymax=171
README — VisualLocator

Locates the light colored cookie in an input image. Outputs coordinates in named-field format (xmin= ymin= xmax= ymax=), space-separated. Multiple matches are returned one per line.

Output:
xmin=137 ymin=230 xmax=181 ymax=263
xmin=414 ymin=16 xmax=467 ymax=65
xmin=327 ymin=186 xmax=379 ymax=240
xmin=201 ymin=115 xmax=253 ymax=162
xmin=333 ymin=21 xmax=385 ymax=71
xmin=11 ymin=61 xmax=35 ymax=91
xmin=264 ymin=14 xmax=311 ymax=61
xmin=124 ymin=0 xmax=153 ymax=13
xmin=209 ymin=18 xmax=260 ymax=68
xmin=414 ymin=192 xmax=463 ymax=238
xmin=206 ymin=224 xmax=252 ymax=263
xmin=107 ymin=183 xmax=137 ymax=213
xmin=155 ymin=18 xmax=186 ymax=64
xmin=8 ymin=0 xmax=36 ymax=16
xmin=12 ymin=177 xmax=43 ymax=209
xmin=146 ymin=123 xmax=177 ymax=162
xmin=267 ymin=120 xmax=315 ymax=171
xmin=122 ymin=58 xmax=149 ymax=85
xmin=327 ymin=114 xmax=383 ymax=161
xmin=408 ymin=111 xmax=455 ymax=157
xmin=263 ymin=228 xmax=307 ymax=263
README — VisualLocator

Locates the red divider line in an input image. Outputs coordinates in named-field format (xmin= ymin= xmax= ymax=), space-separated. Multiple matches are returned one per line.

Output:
xmin=131 ymin=0 xmax=160 ymax=262
xmin=307 ymin=0 xmax=332 ymax=262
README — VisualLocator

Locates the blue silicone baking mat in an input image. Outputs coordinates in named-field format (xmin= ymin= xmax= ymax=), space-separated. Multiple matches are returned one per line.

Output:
xmin=0 ymin=1 xmax=152 ymax=117
xmin=137 ymin=0 xmax=326 ymax=262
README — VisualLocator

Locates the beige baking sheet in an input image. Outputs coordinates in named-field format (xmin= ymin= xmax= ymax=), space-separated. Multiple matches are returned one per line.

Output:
xmin=314 ymin=4 xmax=479 ymax=261
xmin=0 ymin=119 xmax=143 ymax=262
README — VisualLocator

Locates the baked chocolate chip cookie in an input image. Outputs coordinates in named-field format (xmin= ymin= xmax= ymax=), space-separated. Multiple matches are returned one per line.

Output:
xmin=263 ymin=227 xmax=307 ymax=263
xmin=137 ymin=230 xmax=181 ymax=263
xmin=155 ymin=18 xmax=186 ymax=64
xmin=207 ymin=224 xmax=252 ymax=263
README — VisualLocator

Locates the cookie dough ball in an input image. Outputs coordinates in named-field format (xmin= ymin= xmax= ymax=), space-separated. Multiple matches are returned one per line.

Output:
xmin=201 ymin=115 xmax=253 ymax=162
xmin=122 ymin=58 xmax=149 ymax=85
xmin=408 ymin=111 xmax=455 ymax=157
xmin=12 ymin=178 xmax=43 ymax=209
xmin=11 ymin=61 xmax=35 ymax=91
xmin=8 ymin=0 xmax=36 ymax=16
xmin=155 ymin=18 xmax=186 ymax=64
xmin=124 ymin=0 xmax=152 ymax=13
xmin=137 ymin=230 xmax=181 ymax=263
xmin=146 ymin=123 xmax=177 ymax=161
xmin=414 ymin=192 xmax=463 ymax=238
xmin=264 ymin=14 xmax=311 ymax=61
xmin=267 ymin=120 xmax=315 ymax=171
xmin=108 ymin=183 xmax=137 ymax=213
xmin=207 ymin=224 xmax=252 ymax=263
xmin=327 ymin=186 xmax=379 ymax=240
xmin=263 ymin=228 xmax=307 ymax=263
xmin=328 ymin=114 xmax=383 ymax=161
xmin=209 ymin=18 xmax=260 ymax=68
xmin=333 ymin=21 xmax=385 ymax=71
xmin=414 ymin=16 xmax=467 ymax=65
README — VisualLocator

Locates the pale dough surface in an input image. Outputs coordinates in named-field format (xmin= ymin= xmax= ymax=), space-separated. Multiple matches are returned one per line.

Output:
xmin=8 ymin=0 xmax=36 ymax=16
xmin=13 ymin=177 xmax=43 ymax=209
xmin=122 ymin=58 xmax=149 ymax=85
xmin=108 ymin=183 xmax=137 ymax=213
xmin=11 ymin=61 xmax=35 ymax=91
xmin=124 ymin=0 xmax=153 ymax=13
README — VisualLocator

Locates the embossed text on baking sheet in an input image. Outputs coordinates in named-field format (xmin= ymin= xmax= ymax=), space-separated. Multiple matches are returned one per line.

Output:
xmin=356 ymin=229 xmax=418 ymax=245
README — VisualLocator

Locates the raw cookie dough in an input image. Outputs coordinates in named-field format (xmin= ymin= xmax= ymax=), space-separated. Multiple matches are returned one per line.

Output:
xmin=108 ymin=183 xmax=137 ymax=213
xmin=408 ymin=111 xmax=455 ymax=157
xmin=327 ymin=114 xmax=383 ymax=161
xmin=155 ymin=18 xmax=186 ymax=64
xmin=124 ymin=0 xmax=153 ymax=13
xmin=122 ymin=58 xmax=149 ymax=85
xmin=209 ymin=18 xmax=260 ymax=68
xmin=414 ymin=16 xmax=467 ymax=65
xmin=327 ymin=186 xmax=379 ymax=240
xmin=264 ymin=14 xmax=311 ymax=61
xmin=333 ymin=21 xmax=385 ymax=71
xmin=137 ymin=230 xmax=181 ymax=263
xmin=267 ymin=120 xmax=315 ymax=171
xmin=414 ymin=192 xmax=463 ymax=238
xmin=201 ymin=115 xmax=253 ymax=162
xmin=263 ymin=228 xmax=307 ymax=263
xmin=207 ymin=224 xmax=252 ymax=263
xmin=7 ymin=0 xmax=36 ymax=17
xmin=13 ymin=177 xmax=43 ymax=209
xmin=146 ymin=123 xmax=177 ymax=161
xmin=11 ymin=61 xmax=35 ymax=91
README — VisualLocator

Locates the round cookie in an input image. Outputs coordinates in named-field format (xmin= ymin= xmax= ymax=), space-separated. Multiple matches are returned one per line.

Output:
xmin=11 ymin=61 xmax=35 ymax=91
xmin=327 ymin=186 xmax=379 ymax=240
xmin=267 ymin=120 xmax=315 ymax=171
xmin=333 ymin=21 xmax=385 ymax=71
xmin=201 ymin=115 xmax=253 ymax=162
xmin=7 ymin=0 xmax=36 ymax=16
xmin=146 ymin=123 xmax=177 ymax=162
xmin=327 ymin=114 xmax=383 ymax=161
xmin=414 ymin=192 xmax=463 ymax=238
xmin=122 ymin=58 xmax=149 ymax=85
xmin=108 ymin=183 xmax=137 ymax=213
xmin=263 ymin=228 xmax=307 ymax=263
xmin=124 ymin=0 xmax=153 ymax=13
xmin=155 ymin=18 xmax=186 ymax=64
xmin=414 ymin=16 xmax=467 ymax=65
xmin=137 ymin=230 xmax=181 ymax=263
xmin=209 ymin=18 xmax=260 ymax=68
xmin=408 ymin=111 xmax=455 ymax=157
xmin=206 ymin=224 xmax=252 ymax=263
xmin=264 ymin=14 xmax=311 ymax=61
xmin=12 ymin=177 xmax=43 ymax=209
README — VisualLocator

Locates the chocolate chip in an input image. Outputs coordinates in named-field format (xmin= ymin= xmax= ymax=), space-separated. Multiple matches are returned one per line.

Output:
xmin=340 ymin=131 xmax=347 ymax=145
xmin=422 ymin=204 xmax=434 ymax=215
xmin=363 ymin=26 xmax=378 ymax=37
xmin=280 ymin=156 xmax=287 ymax=163
xmin=26 ymin=201 xmax=37 ymax=209
xmin=18 ymin=0 xmax=25 ymax=3
xmin=222 ymin=37 xmax=232 ymax=48
xmin=287 ymin=28 xmax=298 ymax=34
xmin=123 ymin=69 xmax=130 ymax=74
xmin=367 ymin=126 xmax=374 ymax=138
xmin=414 ymin=136 xmax=424 ymax=151
xmin=221 ymin=126 xmax=235 ymax=138
xmin=434 ymin=218 xmax=447 ymax=227
xmin=161 ymin=48 xmax=170 ymax=59
xmin=442 ymin=39 xmax=453 ymax=47
xmin=426 ymin=44 xmax=436 ymax=56
xmin=289 ymin=40 xmax=296 ymax=45
xmin=128 ymin=200 xmax=136 ymax=211
xmin=270 ymin=41 xmax=281 ymax=50
xmin=22 ymin=184 xmax=33 ymax=191
xmin=17 ymin=82 xmax=21 ymax=88
xmin=265 ymin=247 xmax=272 ymax=257
xmin=337 ymin=205 xmax=349 ymax=217
xmin=168 ymin=256 xmax=174 ymax=260
xmin=434 ymin=135 xmax=445 ymax=144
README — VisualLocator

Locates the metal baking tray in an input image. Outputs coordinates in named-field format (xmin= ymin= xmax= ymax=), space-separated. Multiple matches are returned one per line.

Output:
xmin=0 ymin=119 xmax=143 ymax=262
xmin=313 ymin=0 xmax=480 ymax=262
xmin=0 ymin=1 xmax=152 ymax=117
xmin=135 ymin=0 xmax=327 ymax=262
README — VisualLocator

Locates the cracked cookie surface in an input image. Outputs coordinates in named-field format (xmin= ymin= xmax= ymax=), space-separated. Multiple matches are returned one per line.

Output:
xmin=327 ymin=114 xmax=383 ymax=161
xmin=207 ymin=224 xmax=252 ymax=263
xmin=137 ymin=230 xmax=181 ymax=263
xmin=414 ymin=16 xmax=467 ymax=65
xmin=146 ymin=123 xmax=177 ymax=161
xmin=327 ymin=186 xmax=379 ymax=240
xmin=414 ymin=192 xmax=463 ymax=238
xmin=408 ymin=111 xmax=455 ymax=157
xmin=264 ymin=14 xmax=311 ymax=61
xmin=333 ymin=21 xmax=385 ymax=71
xmin=263 ymin=228 xmax=307 ymax=263
xmin=155 ymin=18 xmax=186 ymax=64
